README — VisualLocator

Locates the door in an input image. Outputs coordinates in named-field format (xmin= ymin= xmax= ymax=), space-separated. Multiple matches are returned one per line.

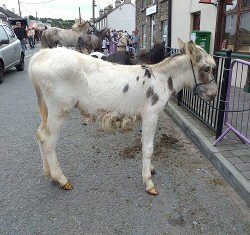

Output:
xmin=0 ymin=25 xmax=13 ymax=69
xmin=3 ymin=25 xmax=20 ymax=66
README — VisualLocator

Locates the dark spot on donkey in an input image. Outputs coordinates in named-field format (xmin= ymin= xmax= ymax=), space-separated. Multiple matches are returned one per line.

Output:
xmin=146 ymin=86 xmax=154 ymax=98
xmin=168 ymin=77 xmax=174 ymax=90
xmin=123 ymin=84 xmax=129 ymax=93
xmin=141 ymin=65 xmax=151 ymax=78
xmin=146 ymin=86 xmax=159 ymax=105
xmin=168 ymin=77 xmax=176 ymax=96
xmin=152 ymin=93 xmax=159 ymax=105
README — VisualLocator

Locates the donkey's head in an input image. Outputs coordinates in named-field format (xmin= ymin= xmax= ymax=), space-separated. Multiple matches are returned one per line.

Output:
xmin=178 ymin=39 xmax=218 ymax=101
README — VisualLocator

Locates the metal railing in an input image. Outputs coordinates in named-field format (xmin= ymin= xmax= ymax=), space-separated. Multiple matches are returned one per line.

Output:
xmin=171 ymin=50 xmax=232 ymax=138
xmin=214 ymin=59 xmax=250 ymax=145
xmin=169 ymin=48 xmax=250 ymax=144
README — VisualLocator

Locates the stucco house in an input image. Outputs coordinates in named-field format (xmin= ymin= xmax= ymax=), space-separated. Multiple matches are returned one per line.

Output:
xmin=94 ymin=0 xmax=136 ymax=34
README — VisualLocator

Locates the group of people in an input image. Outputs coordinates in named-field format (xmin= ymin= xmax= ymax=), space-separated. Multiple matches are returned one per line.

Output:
xmin=13 ymin=21 xmax=44 ymax=53
xmin=101 ymin=29 xmax=140 ymax=56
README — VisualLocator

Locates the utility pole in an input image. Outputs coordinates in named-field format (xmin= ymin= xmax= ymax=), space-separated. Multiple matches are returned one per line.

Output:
xmin=92 ymin=0 xmax=96 ymax=23
xmin=79 ymin=7 xmax=81 ymax=24
xmin=18 ymin=0 xmax=22 ymax=17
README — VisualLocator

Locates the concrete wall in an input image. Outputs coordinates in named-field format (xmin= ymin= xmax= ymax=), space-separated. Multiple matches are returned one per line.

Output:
xmin=107 ymin=3 xmax=135 ymax=34
xmin=171 ymin=0 xmax=217 ymax=54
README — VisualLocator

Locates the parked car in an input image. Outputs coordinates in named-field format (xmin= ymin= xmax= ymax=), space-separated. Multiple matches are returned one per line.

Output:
xmin=0 ymin=24 xmax=25 ymax=84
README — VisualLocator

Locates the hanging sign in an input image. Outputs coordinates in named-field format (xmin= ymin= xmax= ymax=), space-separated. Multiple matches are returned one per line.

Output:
xmin=146 ymin=5 xmax=157 ymax=16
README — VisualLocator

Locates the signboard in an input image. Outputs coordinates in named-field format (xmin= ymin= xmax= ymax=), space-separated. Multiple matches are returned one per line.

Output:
xmin=146 ymin=5 xmax=157 ymax=16
xmin=199 ymin=0 xmax=233 ymax=4
xmin=199 ymin=0 xmax=213 ymax=3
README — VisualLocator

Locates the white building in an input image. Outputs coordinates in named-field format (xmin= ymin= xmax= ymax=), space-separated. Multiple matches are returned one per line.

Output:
xmin=94 ymin=0 xmax=135 ymax=34
xmin=171 ymin=0 xmax=217 ymax=54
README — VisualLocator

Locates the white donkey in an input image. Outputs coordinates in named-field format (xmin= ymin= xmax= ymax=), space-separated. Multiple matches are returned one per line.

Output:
xmin=29 ymin=39 xmax=217 ymax=195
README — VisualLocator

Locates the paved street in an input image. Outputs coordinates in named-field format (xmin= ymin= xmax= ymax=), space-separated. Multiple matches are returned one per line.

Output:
xmin=1 ymin=46 xmax=250 ymax=235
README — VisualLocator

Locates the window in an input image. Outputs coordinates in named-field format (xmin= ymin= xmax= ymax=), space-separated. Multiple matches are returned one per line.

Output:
xmin=224 ymin=14 xmax=237 ymax=49
xmin=162 ymin=20 xmax=168 ymax=47
xmin=0 ymin=26 xmax=8 ymax=41
xmin=242 ymin=0 xmax=250 ymax=7
xmin=238 ymin=12 xmax=250 ymax=52
xmin=192 ymin=12 xmax=200 ymax=31
xmin=223 ymin=0 xmax=250 ymax=52
xmin=3 ymin=26 xmax=15 ymax=39
xmin=142 ymin=24 xmax=146 ymax=49
xmin=142 ymin=0 xmax=146 ymax=9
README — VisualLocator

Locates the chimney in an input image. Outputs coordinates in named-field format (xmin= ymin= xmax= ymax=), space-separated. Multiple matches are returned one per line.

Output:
xmin=115 ymin=0 xmax=121 ymax=8
xmin=12 ymin=8 xmax=15 ymax=13
xmin=108 ymin=4 xmax=113 ymax=11
xmin=104 ymin=7 xmax=109 ymax=14
xmin=2 ymin=4 xmax=6 ymax=10
xmin=99 ymin=9 xmax=104 ymax=16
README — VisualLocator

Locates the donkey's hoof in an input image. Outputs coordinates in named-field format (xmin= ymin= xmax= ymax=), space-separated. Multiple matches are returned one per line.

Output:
xmin=62 ymin=181 xmax=73 ymax=190
xmin=147 ymin=187 xmax=159 ymax=196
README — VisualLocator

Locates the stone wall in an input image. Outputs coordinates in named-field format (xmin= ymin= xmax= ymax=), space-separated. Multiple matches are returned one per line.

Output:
xmin=136 ymin=0 xmax=168 ymax=51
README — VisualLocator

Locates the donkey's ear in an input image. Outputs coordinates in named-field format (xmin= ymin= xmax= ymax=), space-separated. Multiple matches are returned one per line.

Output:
xmin=177 ymin=38 xmax=186 ymax=52
xmin=186 ymin=40 xmax=202 ymax=64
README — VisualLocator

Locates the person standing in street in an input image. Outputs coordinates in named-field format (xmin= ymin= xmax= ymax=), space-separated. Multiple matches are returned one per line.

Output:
xmin=14 ymin=22 xmax=27 ymax=53
xmin=132 ymin=30 xmax=140 ymax=56
xmin=117 ymin=32 xmax=128 ymax=53
xmin=27 ymin=27 xmax=35 ymax=49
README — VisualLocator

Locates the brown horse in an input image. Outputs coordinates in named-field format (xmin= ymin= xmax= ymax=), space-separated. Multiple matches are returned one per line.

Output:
xmin=41 ymin=21 xmax=94 ymax=48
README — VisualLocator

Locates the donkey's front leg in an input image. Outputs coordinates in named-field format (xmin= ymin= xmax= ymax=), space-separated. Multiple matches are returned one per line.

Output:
xmin=141 ymin=112 xmax=159 ymax=195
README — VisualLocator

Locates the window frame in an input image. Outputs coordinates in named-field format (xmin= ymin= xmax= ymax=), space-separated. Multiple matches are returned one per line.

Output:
xmin=222 ymin=0 xmax=250 ymax=53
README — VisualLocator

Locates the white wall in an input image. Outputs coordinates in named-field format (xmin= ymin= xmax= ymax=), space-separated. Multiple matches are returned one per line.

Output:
xmin=171 ymin=0 xmax=217 ymax=53
xmin=171 ymin=0 xmax=191 ymax=49
xmin=107 ymin=4 xmax=135 ymax=34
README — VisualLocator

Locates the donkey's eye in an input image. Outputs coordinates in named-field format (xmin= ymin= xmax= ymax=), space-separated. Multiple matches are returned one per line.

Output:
xmin=203 ymin=67 xmax=210 ymax=73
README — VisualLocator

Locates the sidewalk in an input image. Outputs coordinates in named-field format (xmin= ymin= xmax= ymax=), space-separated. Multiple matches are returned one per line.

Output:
xmin=165 ymin=100 xmax=250 ymax=205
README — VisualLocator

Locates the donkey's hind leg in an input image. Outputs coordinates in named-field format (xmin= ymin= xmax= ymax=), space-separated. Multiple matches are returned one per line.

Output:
xmin=36 ymin=123 xmax=51 ymax=178
xmin=38 ymin=108 xmax=72 ymax=190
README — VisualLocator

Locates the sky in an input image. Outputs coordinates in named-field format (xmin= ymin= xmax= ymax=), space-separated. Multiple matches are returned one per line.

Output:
xmin=1 ymin=0 xmax=134 ymax=21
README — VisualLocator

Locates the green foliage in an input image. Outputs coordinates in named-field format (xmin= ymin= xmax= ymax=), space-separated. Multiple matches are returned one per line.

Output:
xmin=29 ymin=16 xmax=75 ymax=29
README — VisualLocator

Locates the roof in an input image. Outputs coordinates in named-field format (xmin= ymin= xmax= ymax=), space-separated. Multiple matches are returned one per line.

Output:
xmin=95 ymin=2 xmax=134 ymax=23
xmin=0 ymin=7 xmax=20 ymax=18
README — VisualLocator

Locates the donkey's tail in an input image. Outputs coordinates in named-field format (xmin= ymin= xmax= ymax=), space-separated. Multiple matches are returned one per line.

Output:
xmin=32 ymin=79 xmax=48 ymax=130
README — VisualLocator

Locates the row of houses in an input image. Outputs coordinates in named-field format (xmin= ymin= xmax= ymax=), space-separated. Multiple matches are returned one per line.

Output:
xmin=0 ymin=4 xmax=28 ymax=26
xmin=94 ymin=0 xmax=249 ymax=56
